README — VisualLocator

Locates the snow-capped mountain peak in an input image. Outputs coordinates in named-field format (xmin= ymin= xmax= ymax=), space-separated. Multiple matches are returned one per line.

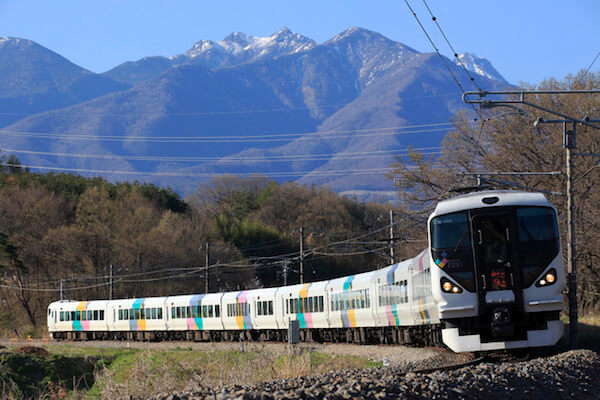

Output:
xmin=455 ymin=52 xmax=508 ymax=84
xmin=185 ymin=28 xmax=316 ymax=62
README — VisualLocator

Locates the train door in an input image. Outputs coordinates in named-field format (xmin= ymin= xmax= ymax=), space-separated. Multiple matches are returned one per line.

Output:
xmin=472 ymin=209 xmax=523 ymax=337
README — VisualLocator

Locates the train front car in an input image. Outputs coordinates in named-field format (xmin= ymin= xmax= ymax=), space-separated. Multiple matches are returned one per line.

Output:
xmin=429 ymin=190 xmax=565 ymax=352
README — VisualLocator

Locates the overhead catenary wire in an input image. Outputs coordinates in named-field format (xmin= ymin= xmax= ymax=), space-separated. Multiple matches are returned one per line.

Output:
xmin=403 ymin=0 xmax=484 ymax=122
xmin=420 ymin=0 xmax=484 ymax=93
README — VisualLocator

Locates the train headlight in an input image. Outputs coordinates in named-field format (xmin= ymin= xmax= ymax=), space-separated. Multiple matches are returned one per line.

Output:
xmin=441 ymin=278 xmax=463 ymax=294
xmin=535 ymin=268 xmax=557 ymax=287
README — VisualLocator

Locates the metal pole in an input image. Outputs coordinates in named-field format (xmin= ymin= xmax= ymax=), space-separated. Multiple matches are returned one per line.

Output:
xmin=389 ymin=210 xmax=395 ymax=264
xmin=60 ymin=279 xmax=64 ymax=301
xmin=299 ymin=227 xmax=304 ymax=284
xmin=109 ymin=264 xmax=113 ymax=300
xmin=565 ymin=122 xmax=578 ymax=347
xmin=283 ymin=259 xmax=289 ymax=286
xmin=205 ymin=242 xmax=210 ymax=294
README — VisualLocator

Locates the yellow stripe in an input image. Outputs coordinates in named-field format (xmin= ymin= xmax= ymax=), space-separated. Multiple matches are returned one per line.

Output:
xmin=419 ymin=299 xmax=427 ymax=323
xmin=76 ymin=301 xmax=87 ymax=311
xmin=299 ymin=283 xmax=310 ymax=299
xmin=138 ymin=319 xmax=146 ymax=331
xmin=347 ymin=309 xmax=357 ymax=327
xmin=235 ymin=316 xmax=244 ymax=329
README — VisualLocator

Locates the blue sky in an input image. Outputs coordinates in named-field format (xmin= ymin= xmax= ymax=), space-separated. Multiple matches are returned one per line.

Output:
xmin=1 ymin=0 xmax=598 ymax=85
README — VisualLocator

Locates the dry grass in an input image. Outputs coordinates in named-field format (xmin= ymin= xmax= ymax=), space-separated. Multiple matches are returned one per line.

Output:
xmin=91 ymin=345 xmax=378 ymax=399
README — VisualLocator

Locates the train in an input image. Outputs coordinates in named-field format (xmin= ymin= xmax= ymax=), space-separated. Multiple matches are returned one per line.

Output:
xmin=47 ymin=190 xmax=566 ymax=352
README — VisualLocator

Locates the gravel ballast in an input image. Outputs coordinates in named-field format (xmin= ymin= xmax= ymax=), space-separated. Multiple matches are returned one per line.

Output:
xmin=145 ymin=349 xmax=600 ymax=400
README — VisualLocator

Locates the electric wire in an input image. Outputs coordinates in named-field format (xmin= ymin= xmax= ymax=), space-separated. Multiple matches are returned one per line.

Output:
xmin=403 ymin=0 xmax=484 ymax=122
xmin=420 ymin=0 xmax=484 ymax=92
xmin=0 ymin=125 xmax=454 ymax=143
xmin=0 ymin=163 xmax=399 ymax=178
xmin=0 ymin=146 xmax=442 ymax=163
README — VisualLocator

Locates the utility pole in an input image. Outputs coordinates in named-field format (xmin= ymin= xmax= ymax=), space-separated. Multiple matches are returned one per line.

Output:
xmin=389 ymin=210 xmax=395 ymax=264
xmin=299 ymin=227 xmax=304 ymax=284
xmin=205 ymin=242 xmax=210 ymax=294
xmin=109 ymin=264 xmax=113 ymax=300
xmin=463 ymin=89 xmax=600 ymax=348
xmin=60 ymin=279 xmax=64 ymax=301
xmin=564 ymin=121 xmax=578 ymax=348
xmin=282 ymin=259 xmax=289 ymax=286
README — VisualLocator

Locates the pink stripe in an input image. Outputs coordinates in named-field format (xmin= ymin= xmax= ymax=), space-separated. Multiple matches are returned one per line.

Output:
xmin=385 ymin=305 xmax=395 ymax=325
xmin=304 ymin=312 xmax=314 ymax=328
xmin=186 ymin=318 xmax=197 ymax=330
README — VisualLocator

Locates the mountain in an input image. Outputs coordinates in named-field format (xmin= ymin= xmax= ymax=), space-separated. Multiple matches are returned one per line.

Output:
xmin=0 ymin=37 xmax=130 ymax=128
xmin=455 ymin=52 xmax=508 ymax=84
xmin=103 ymin=28 xmax=316 ymax=85
xmin=0 ymin=28 xmax=510 ymax=199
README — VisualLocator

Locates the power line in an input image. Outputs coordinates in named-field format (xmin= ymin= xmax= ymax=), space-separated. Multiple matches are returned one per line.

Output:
xmin=0 ymin=163 xmax=410 ymax=178
xmin=580 ymin=49 xmax=600 ymax=84
xmin=403 ymin=0 xmax=484 ymax=122
xmin=0 ymin=124 xmax=454 ymax=143
xmin=0 ymin=146 xmax=442 ymax=163
xmin=420 ymin=0 xmax=484 ymax=92
xmin=0 ymin=91 xmax=471 ymax=118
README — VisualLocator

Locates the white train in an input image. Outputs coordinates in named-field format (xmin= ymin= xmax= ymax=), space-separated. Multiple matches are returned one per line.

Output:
xmin=47 ymin=190 xmax=565 ymax=352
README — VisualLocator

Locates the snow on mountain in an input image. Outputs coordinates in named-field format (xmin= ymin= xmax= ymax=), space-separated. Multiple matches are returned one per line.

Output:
xmin=184 ymin=27 xmax=316 ymax=63
xmin=455 ymin=53 xmax=508 ymax=84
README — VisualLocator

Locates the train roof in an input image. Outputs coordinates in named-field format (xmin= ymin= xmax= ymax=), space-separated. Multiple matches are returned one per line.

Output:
xmin=431 ymin=190 xmax=552 ymax=217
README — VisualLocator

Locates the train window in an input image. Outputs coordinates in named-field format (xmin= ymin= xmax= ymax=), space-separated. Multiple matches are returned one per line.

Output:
xmin=215 ymin=305 xmax=220 ymax=318
xmin=171 ymin=307 xmax=176 ymax=319
xmin=319 ymin=296 xmax=323 ymax=312
xmin=124 ymin=309 xmax=129 ymax=320
xmin=60 ymin=311 xmax=64 ymax=321
xmin=517 ymin=207 xmax=560 ymax=287
xmin=99 ymin=310 xmax=104 ymax=320
xmin=431 ymin=212 xmax=470 ymax=250
xmin=82 ymin=311 xmax=87 ymax=321
xmin=201 ymin=305 xmax=206 ymax=318
xmin=176 ymin=307 xmax=181 ymax=319
xmin=157 ymin=308 xmax=162 ymax=319
xmin=118 ymin=309 xmax=123 ymax=320
xmin=186 ymin=306 xmax=191 ymax=318
xmin=150 ymin=308 xmax=156 ymax=320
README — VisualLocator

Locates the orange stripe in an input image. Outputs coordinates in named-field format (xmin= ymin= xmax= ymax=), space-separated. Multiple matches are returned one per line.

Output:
xmin=347 ymin=309 xmax=356 ymax=327
xmin=299 ymin=283 xmax=310 ymax=299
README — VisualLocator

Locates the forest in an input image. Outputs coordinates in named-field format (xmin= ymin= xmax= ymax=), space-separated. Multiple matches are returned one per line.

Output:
xmin=1 ymin=73 xmax=599 ymax=337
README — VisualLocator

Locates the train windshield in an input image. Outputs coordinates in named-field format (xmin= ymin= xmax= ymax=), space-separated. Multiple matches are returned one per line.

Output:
xmin=517 ymin=207 xmax=560 ymax=287
xmin=431 ymin=212 xmax=470 ymax=249
xmin=430 ymin=212 xmax=475 ymax=291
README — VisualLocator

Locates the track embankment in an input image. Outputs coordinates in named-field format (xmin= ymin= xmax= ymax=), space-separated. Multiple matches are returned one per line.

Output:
xmin=142 ymin=349 xmax=599 ymax=400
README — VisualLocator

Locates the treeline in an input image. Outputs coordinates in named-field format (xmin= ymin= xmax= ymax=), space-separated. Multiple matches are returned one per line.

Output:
xmin=0 ymin=170 xmax=423 ymax=336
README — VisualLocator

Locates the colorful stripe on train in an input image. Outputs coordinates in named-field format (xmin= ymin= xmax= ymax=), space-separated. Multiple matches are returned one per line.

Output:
xmin=235 ymin=291 xmax=253 ymax=330
xmin=187 ymin=294 xmax=206 ymax=330
xmin=296 ymin=283 xmax=313 ymax=328
xmin=340 ymin=276 xmax=356 ymax=328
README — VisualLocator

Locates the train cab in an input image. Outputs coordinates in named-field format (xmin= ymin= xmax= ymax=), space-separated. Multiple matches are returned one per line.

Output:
xmin=429 ymin=190 xmax=565 ymax=351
